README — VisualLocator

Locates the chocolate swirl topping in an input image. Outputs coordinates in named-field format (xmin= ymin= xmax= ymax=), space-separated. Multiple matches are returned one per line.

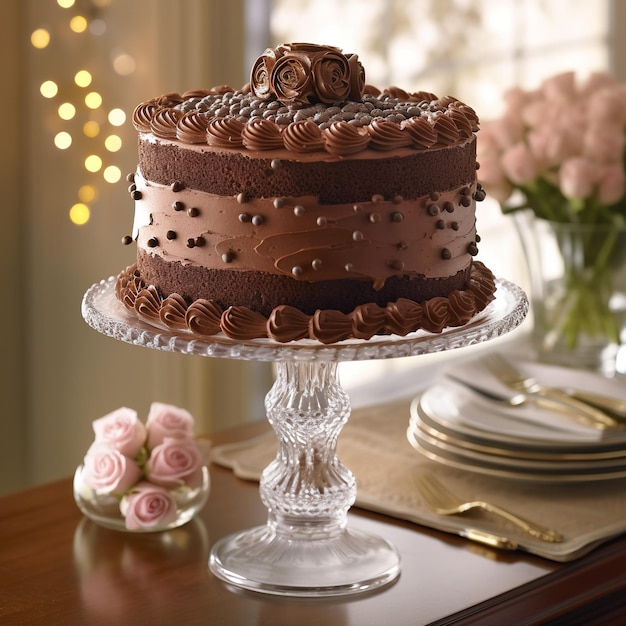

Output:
xmin=251 ymin=43 xmax=364 ymax=106
xmin=115 ymin=262 xmax=496 ymax=344
xmin=133 ymin=43 xmax=480 ymax=158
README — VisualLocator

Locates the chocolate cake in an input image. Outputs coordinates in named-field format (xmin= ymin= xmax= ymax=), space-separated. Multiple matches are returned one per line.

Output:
xmin=116 ymin=43 xmax=495 ymax=343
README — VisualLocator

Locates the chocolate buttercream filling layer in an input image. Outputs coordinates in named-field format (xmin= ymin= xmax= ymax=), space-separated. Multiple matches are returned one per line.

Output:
xmin=115 ymin=260 xmax=496 ymax=344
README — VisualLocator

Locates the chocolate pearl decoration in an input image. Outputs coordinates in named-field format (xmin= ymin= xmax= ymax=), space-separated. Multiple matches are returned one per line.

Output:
xmin=236 ymin=191 xmax=249 ymax=204
xmin=444 ymin=201 xmax=455 ymax=213
xmin=166 ymin=230 xmax=177 ymax=240
xmin=173 ymin=201 xmax=185 ymax=211
xmin=121 ymin=235 xmax=132 ymax=245
xmin=436 ymin=219 xmax=445 ymax=230
xmin=238 ymin=212 xmax=251 ymax=222
xmin=391 ymin=212 xmax=404 ymax=223
xmin=441 ymin=247 xmax=452 ymax=260
xmin=128 ymin=183 xmax=136 ymax=193
xmin=252 ymin=215 xmax=264 ymax=226
xmin=430 ymin=191 xmax=440 ymax=201
xmin=460 ymin=195 xmax=471 ymax=207
xmin=131 ymin=190 xmax=142 ymax=200
xmin=171 ymin=181 xmax=184 ymax=192
xmin=317 ymin=216 xmax=327 ymax=226
xmin=427 ymin=204 xmax=440 ymax=216
xmin=147 ymin=237 xmax=158 ymax=248
xmin=353 ymin=230 xmax=363 ymax=241
xmin=187 ymin=207 xmax=200 ymax=217
xmin=126 ymin=172 xmax=135 ymax=183
xmin=467 ymin=242 xmax=479 ymax=256
xmin=270 ymin=158 xmax=281 ymax=170
xmin=294 ymin=205 xmax=305 ymax=216
xmin=474 ymin=186 xmax=487 ymax=202
xmin=369 ymin=212 xmax=381 ymax=223
xmin=312 ymin=258 xmax=322 ymax=270
xmin=451 ymin=221 xmax=459 ymax=230
xmin=397 ymin=241 xmax=408 ymax=250
xmin=345 ymin=263 xmax=354 ymax=271
xmin=392 ymin=195 xmax=403 ymax=204
xmin=274 ymin=197 xmax=285 ymax=208
xmin=222 ymin=251 xmax=235 ymax=263
xmin=292 ymin=266 xmax=303 ymax=277
xmin=194 ymin=236 xmax=206 ymax=247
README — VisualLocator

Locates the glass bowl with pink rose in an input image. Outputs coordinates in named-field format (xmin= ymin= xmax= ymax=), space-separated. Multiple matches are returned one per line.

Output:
xmin=73 ymin=403 xmax=210 ymax=532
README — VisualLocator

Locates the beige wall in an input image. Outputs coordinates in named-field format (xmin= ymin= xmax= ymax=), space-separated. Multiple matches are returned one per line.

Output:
xmin=1 ymin=0 xmax=271 ymax=495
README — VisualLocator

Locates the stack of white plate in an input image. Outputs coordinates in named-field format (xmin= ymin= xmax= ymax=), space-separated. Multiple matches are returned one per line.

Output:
xmin=408 ymin=382 xmax=626 ymax=483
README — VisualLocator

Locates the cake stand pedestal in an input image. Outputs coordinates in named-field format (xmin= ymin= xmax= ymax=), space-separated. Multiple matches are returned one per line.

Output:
xmin=82 ymin=277 xmax=527 ymax=597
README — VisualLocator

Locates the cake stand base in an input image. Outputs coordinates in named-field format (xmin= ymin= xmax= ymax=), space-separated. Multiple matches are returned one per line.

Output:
xmin=210 ymin=524 xmax=400 ymax=597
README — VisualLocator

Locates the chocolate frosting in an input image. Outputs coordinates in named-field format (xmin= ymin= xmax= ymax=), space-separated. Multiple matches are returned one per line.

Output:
xmin=115 ymin=261 xmax=496 ymax=344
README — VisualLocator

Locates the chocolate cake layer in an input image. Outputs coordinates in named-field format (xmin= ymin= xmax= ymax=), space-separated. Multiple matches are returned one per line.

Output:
xmin=137 ymin=248 xmax=471 ymax=316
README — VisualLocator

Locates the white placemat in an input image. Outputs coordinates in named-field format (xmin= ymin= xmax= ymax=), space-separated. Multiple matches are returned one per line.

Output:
xmin=212 ymin=399 xmax=626 ymax=562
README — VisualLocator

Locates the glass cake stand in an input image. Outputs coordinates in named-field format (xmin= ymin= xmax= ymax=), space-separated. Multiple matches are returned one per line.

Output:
xmin=82 ymin=276 xmax=527 ymax=597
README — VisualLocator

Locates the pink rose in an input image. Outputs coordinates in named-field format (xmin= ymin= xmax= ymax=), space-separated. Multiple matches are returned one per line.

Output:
xmin=145 ymin=402 xmax=195 ymax=449
xmin=559 ymin=157 xmax=598 ymax=200
xmin=120 ymin=482 xmax=177 ymax=530
xmin=487 ymin=115 xmax=524 ymax=150
xmin=583 ymin=125 xmax=625 ymax=164
xmin=92 ymin=407 xmax=146 ymax=458
xmin=145 ymin=437 xmax=204 ymax=489
xmin=579 ymin=72 xmax=617 ymax=96
xmin=598 ymin=165 xmax=626 ymax=204
xmin=528 ymin=125 xmax=581 ymax=169
xmin=501 ymin=142 xmax=538 ymax=185
xmin=82 ymin=443 xmax=141 ymax=495
xmin=541 ymin=71 xmax=576 ymax=103
xmin=588 ymin=87 xmax=626 ymax=126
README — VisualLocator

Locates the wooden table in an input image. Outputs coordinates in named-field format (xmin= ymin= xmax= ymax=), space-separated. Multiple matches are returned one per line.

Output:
xmin=2 ymin=422 xmax=625 ymax=625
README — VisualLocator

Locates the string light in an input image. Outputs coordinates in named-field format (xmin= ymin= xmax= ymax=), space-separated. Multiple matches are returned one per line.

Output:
xmin=74 ymin=70 xmax=92 ymax=87
xmin=83 ymin=121 xmax=100 ymax=138
xmin=108 ymin=108 xmax=126 ymax=126
xmin=40 ymin=80 xmax=59 ymax=98
xmin=103 ymin=165 xmax=122 ymax=183
xmin=84 ymin=91 xmax=103 ymax=109
xmin=104 ymin=134 xmax=122 ymax=152
xmin=31 ymin=28 xmax=51 ymax=49
xmin=69 ymin=15 xmax=88 ymax=33
xmin=69 ymin=203 xmax=90 ymax=225
xmin=58 ymin=102 xmax=76 ymax=120
xmin=85 ymin=155 xmax=103 ymax=173
xmin=33 ymin=2 xmax=128 ymax=226
xmin=54 ymin=132 xmax=73 ymax=149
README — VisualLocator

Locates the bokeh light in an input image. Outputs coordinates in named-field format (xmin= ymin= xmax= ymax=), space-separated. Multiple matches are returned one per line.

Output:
xmin=57 ymin=0 xmax=76 ymax=8
xmin=69 ymin=15 xmax=88 ymax=33
xmin=58 ymin=102 xmax=76 ymax=120
xmin=78 ymin=185 xmax=97 ymax=203
xmin=103 ymin=165 xmax=122 ymax=183
xmin=54 ymin=131 xmax=72 ymax=149
xmin=85 ymin=155 xmax=103 ymax=172
xmin=104 ymin=134 xmax=122 ymax=152
xmin=40 ymin=80 xmax=58 ymax=98
xmin=83 ymin=121 xmax=100 ymax=138
xmin=85 ymin=91 xmax=102 ymax=109
xmin=74 ymin=70 xmax=92 ymax=88
xmin=69 ymin=203 xmax=90 ymax=225
xmin=112 ymin=52 xmax=136 ymax=76
xmin=108 ymin=108 xmax=126 ymax=126
xmin=31 ymin=28 xmax=51 ymax=49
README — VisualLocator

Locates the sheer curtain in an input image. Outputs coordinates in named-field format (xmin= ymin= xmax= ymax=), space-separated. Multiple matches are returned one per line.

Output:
xmin=2 ymin=0 xmax=271 ymax=495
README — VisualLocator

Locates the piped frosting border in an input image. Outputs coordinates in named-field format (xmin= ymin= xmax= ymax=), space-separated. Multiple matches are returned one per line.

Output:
xmin=115 ymin=261 xmax=496 ymax=344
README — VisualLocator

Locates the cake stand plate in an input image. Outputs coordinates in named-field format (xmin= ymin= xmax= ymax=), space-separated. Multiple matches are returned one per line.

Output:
xmin=82 ymin=277 xmax=527 ymax=597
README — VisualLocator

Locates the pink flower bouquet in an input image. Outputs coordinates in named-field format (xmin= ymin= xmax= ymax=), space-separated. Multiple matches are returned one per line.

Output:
xmin=478 ymin=72 xmax=626 ymax=354
xmin=75 ymin=403 xmax=209 ymax=531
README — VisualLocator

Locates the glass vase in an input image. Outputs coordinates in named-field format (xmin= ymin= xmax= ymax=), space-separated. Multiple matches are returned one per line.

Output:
xmin=513 ymin=210 xmax=626 ymax=375
xmin=73 ymin=465 xmax=210 ymax=532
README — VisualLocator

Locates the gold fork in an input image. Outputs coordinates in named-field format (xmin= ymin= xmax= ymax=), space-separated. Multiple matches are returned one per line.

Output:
xmin=415 ymin=473 xmax=564 ymax=543
xmin=481 ymin=352 xmax=619 ymax=430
